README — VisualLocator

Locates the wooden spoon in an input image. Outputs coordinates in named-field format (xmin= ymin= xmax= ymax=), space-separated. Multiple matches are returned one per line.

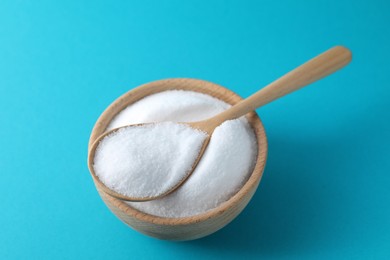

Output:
xmin=88 ymin=46 xmax=352 ymax=202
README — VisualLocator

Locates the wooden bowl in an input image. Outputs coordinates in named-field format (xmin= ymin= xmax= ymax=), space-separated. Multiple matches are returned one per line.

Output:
xmin=88 ymin=78 xmax=268 ymax=241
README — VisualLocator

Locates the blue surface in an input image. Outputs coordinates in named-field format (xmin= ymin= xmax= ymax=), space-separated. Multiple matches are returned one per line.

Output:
xmin=1 ymin=0 xmax=389 ymax=259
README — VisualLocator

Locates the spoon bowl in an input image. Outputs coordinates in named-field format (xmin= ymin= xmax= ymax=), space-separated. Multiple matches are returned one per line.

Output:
xmin=88 ymin=122 xmax=211 ymax=201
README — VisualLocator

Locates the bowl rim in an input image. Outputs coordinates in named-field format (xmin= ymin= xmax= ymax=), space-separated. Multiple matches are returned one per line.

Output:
xmin=88 ymin=78 xmax=268 ymax=226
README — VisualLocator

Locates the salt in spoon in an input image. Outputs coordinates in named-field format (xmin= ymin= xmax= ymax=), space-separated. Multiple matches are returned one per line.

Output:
xmin=88 ymin=46 xmax=352 ymax=202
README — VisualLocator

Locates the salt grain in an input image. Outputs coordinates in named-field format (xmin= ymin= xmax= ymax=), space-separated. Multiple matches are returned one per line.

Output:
xmin=102 ymin=90 xmax=258 ymax=218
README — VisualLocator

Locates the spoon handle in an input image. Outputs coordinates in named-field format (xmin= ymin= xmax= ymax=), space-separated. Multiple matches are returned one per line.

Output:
xmin=208 ymin=46 xmax=352 ymax=129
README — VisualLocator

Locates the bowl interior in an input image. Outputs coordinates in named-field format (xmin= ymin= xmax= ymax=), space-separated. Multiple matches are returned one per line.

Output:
xmin=88 ymin=78 xmax=267 ymax=225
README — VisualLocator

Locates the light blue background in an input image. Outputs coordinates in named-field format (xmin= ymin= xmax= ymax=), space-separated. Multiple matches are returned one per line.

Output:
xmin=1 ymin=0 xmax=389 ymax=259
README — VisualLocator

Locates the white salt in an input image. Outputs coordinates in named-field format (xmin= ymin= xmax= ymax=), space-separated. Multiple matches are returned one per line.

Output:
xmin=93 ymin=122 xmax=208 ymax=199
xmin=104 ymin=90 xmax=258 ymax=218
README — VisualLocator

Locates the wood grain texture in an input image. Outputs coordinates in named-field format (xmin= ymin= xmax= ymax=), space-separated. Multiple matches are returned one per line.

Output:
xmin=87 ymin=78 xmax=268 ymax=240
